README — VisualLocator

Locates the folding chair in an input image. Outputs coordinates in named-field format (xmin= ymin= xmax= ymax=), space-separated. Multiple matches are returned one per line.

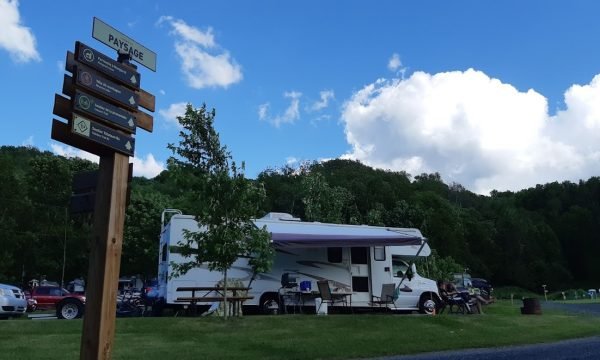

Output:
xmin=317 ymin=280 xmax=348 ymax=313
xmin=371 ymin=283 xmax=397 ymax=309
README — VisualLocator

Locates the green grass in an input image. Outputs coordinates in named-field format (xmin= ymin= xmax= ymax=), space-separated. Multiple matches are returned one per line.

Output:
xmin=1 ymin=301 xmax=600 ymax=360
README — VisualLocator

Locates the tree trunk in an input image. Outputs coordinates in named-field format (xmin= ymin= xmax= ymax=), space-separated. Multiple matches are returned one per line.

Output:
xmin=223 ymin=269 xmax=228 ymax=319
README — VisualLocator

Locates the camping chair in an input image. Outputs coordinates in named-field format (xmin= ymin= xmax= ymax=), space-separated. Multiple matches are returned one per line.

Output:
xmin=317 ymin=280 xmax=348 ymax=313
xmin=439 ymin=288 xmax=471 ymax=314
xmin=371 ymin=283 xmax=397 ymax=309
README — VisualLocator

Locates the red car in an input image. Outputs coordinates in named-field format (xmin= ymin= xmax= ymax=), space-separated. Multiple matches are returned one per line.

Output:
xmin=27 ymin=286 xmax=86 ymax=319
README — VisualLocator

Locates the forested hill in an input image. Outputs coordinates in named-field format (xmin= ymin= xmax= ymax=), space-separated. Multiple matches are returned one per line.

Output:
xmin=2 ymin=145 xmax=599 ymax=290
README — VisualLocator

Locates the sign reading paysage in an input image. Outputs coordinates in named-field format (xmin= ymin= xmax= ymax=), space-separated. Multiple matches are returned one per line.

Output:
xmin=92 ymin=17 xmax=156 ymax=71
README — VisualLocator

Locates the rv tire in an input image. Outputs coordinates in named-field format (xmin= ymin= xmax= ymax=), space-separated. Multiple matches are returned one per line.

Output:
xmin=260 ymin=293 xmax=280 ymax=315
xmin=418 ymin=294 xmax=437 ymax=315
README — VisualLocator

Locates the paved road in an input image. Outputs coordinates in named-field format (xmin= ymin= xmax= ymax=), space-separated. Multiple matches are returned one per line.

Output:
xmin=374 ymin=337 xmax=600 ymax=360
xmin=368 ymin=302 xmax=600 ymax=360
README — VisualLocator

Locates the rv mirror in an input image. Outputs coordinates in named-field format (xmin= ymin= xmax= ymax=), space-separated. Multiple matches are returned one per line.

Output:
xmin=406 ymin=267 xmax=414 ymax=281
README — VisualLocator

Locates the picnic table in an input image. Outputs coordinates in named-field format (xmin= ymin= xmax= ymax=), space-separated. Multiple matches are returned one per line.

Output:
xmin=175 ymin=286 xmax=253 ymax=316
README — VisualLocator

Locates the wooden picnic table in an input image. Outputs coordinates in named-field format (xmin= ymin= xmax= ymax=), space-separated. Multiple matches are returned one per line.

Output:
xmin=175 ymin=286 xmax=253 ymax=316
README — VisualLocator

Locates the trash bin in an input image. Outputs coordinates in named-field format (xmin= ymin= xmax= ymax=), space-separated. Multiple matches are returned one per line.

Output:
xmin=315 ymin=297 xmax=328 ymax=315
xmin=521 ymin=297 xmax=542 ymax=315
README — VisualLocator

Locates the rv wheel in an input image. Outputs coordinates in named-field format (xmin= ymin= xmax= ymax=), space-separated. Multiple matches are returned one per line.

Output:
xmin=419 ymin=295 xmax=437 ymax=315
xmin=260 ymin=294 xmax=280 ymax=315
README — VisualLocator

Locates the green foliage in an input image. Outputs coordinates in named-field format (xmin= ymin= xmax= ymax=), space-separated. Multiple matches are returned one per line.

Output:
xmin=166 ymin=104 xmax=273 ymax=300
xmin=417 ymin=249 xmax=463 ymax=281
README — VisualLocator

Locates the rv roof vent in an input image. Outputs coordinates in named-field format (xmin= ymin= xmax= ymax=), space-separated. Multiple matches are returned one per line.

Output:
xmin=261 ymin=212 xmax=301 ymax=221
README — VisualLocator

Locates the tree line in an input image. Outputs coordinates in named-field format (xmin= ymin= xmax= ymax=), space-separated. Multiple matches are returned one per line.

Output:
xmin=2 ymin=140 xmax=599 ymax=292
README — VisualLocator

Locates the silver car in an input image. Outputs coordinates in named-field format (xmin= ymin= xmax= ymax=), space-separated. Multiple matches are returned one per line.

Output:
xmin=0 ymin=283 xmax=27 ymax=318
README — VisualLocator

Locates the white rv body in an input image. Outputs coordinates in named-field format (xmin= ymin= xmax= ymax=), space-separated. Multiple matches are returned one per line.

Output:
xmin=157 ymin=212 xmax=440 ymax=313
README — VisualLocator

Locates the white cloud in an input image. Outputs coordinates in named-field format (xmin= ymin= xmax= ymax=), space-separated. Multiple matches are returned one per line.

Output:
xmin=50 ymin=143 xmax=164 ymax=178
xmin=310 ymin=90 xmax=335 ymax=111
xmin=159 ymin=102 xmax=187 ymax=127
xmin=159 ymin=89 xmax=166 ymax=95
xmin=388 ymin=53 xmax=407 ymax=78
xmin=388 ymin=53 xmax=401 ymax=71
xmin=259 ymin=91 xmax=302 ymax=127
xmin=56 ymin=60 xmax=64 ymax=73
xmin=133 ymin=153 xmax=165 ymax=178
xmin=22 ymin=135 xmax=33 ymax=146
xmin=158 ymin=16 xmax=242 ymax=89
xmin=286 ymin=156 xmax=298 ymax=166
xmin=0 ymin=0 xmax=40 ymax=63
xmin=341 ymin=69 xmax=600 ymax=194
xmin=50 ymin=143 xmax=99 ymax=163
xmin=258 ymin=103 xmax=269 ymax=121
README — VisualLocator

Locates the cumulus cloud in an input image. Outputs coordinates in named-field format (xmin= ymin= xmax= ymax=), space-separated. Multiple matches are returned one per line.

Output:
xmin=159 ymin=102 xmax=187 ymax=127
xmin=0 ymin=0 xmax=40 ymax=63
xmin=50 ymin=143 xmax=164 ymax=178
xmin=310 ymin=90 xmax=335 ymax=111
xmin=157 ymin=16 xmax=242 ymax=89
xmin=132 ymin=153 xmax=165 ymax=178
xmin=259 ymin=91 xmax=302 ymax=127
xmin=50 ymin=143 xmax=99 ymax=163
xmin=341 ymin=68 xmax=600 ymax=194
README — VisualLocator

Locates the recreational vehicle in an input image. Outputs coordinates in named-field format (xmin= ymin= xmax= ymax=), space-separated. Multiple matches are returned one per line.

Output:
xmin=156 ymin=210 xmax=440 ymax=314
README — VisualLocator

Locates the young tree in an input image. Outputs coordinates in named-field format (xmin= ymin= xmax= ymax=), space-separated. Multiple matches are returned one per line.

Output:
xmin=167 ymin=104 xmax=273 ymax=318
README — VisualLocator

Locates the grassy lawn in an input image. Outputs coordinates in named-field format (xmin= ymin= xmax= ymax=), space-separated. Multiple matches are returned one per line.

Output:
xmin=2 ymin=301 xmax=600 ymax=360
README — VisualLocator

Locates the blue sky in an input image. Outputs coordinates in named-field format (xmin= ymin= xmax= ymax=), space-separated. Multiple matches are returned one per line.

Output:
xmin=2 ymin=1 xmax=600 ymax=194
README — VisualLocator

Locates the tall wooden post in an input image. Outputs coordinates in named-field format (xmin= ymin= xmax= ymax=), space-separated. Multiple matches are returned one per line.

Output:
xmin=80 ymin=153 xmax=129 ymax=359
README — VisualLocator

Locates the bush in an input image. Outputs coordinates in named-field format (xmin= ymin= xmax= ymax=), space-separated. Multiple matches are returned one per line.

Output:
xmin=493 ymin=286 xmax=539 ymax=300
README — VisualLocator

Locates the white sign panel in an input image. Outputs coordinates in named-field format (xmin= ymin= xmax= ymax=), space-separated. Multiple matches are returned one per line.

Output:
xmin=92 ymin=17 xmax=156 ymax=72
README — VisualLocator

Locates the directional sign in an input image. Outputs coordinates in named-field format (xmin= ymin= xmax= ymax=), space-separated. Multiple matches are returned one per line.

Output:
xmin=73 ymin=90 xmax=136 ymax=133
xmin=92 ymin=17 xmax=156 ymax=71
xmin=76 ymin=41 xmax=140 ymax=89
xmin=75 ymin=65 xmax=138 ymax=110
xmin=71 ymin=114 xmax=135 ymax=156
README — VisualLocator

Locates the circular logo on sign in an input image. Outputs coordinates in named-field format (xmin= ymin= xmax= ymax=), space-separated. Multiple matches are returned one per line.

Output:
xmin=78 ymin=95 xmax=92 ymax=110
xmin=80 ymin=71 xmax=93 ymax=86
xmin=83 ymin=49 xmax=94 ymax=63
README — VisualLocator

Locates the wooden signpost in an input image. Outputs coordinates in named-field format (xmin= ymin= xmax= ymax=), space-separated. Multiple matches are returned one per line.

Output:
xmin=50 ymin=18 xmax=155 ymax=360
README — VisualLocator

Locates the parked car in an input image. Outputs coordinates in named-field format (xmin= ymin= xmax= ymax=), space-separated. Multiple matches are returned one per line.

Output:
xmin=471 ymin=278 xmax=493 ymax=300
xmin=27 ymin=286 xmax=86 ymax=319
xmin=0 ymin=283 xmax=27 ymax=319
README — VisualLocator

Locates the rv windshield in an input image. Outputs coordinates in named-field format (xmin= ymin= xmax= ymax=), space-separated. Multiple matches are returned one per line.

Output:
xmin=392 ymin=256 xmax=409 ymax=278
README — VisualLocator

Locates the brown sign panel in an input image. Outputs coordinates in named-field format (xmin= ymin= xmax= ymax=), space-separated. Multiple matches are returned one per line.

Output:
xmin=71 ymin=114 xmax=135 ymax=156
xmin=74 ymin=65 xmax=139 ymax=110
xmin=76 ymin=41 xmax=140 ymax=89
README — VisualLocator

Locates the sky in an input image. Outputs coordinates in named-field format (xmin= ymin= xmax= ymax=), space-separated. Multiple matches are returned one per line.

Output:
xmin=2 ymin=1 xmax=600 ymax=195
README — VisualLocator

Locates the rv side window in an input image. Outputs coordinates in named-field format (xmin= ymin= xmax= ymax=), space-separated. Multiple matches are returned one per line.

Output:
xmin=161 ymin=244 xmax=167 ymax=262
xmin=327 ymin=247 xmax=343 ymax=263
xmin=374 ymin=246 xmax=385 ymax=261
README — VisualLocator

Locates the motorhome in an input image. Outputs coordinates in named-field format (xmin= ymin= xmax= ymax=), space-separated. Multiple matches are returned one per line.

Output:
xmin=156 ymin=210 xmax=440 ymax=314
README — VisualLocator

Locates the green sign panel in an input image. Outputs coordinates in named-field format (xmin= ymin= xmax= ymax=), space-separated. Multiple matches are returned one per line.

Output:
xmin=92 ymin=17 xmax=156 ymax=72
